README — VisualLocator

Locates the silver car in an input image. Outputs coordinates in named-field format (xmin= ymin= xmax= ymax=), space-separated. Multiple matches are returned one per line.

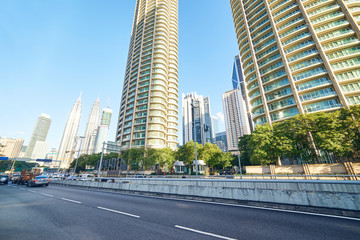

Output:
xmin=27 ymin=176 xmax=50 ymax=187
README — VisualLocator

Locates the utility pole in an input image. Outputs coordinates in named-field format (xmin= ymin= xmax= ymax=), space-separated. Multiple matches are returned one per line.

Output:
xmin=98 ymin=141 xmax=106 ymax=177
xmin=74 ymin=136 xmax=84 ymax=174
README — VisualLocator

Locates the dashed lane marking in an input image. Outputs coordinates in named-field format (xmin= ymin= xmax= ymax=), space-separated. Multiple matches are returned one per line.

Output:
xmin=97 ymin=206 xmax=140 ymax=218
xmin=175 ymin=225 xmax=237 ymax=240
xmin=61 ymin=198 xmax=82 ymax=204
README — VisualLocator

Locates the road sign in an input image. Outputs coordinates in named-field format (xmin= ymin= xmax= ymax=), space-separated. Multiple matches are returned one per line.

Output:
xmin=36 ymin=159 xmax=52 ymax=162
xmin=0 ymin=157 xmax=9 ymax=160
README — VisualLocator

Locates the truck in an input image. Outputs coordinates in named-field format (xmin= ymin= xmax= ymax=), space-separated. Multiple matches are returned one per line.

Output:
xmin=17 ymin=168 xmax=41 ymax=185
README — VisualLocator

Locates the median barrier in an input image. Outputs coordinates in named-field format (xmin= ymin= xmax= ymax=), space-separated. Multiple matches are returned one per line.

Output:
xmin=52 ymin=178 xmax=360 ymax=213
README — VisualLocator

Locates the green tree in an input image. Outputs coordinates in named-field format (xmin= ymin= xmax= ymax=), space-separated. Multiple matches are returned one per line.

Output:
xmin=146 ymin=148 xmax=175 ymax=172
xmin=176 ymin=141 xmax=202 ymax=166
xmin=248 ymin=124 xmax=277 ymax=165
xmin=121 ymin=147 xmax=145 ymax=170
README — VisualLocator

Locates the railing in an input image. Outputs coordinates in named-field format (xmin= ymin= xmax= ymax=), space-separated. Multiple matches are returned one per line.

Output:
xmin=54 ymin=174 xmax=360 ymax=182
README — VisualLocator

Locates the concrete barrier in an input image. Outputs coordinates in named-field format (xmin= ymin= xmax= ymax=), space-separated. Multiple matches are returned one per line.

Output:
xmin=53 ymin=179 xmax=360 ymax=212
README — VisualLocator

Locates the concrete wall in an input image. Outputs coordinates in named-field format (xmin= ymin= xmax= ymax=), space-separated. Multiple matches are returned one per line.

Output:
xmin=55 ymin=179 xmax=360 ymax=211
xmin=308 ymin=164 xmax=347 ymax=174
xmin=274 ymin=165 xmax=304 ymax=174
xmin=245 ymin=163 xmax=352 ymax=175
xmin=245 ymin=166 xmax=270 ymax=174
xmin=352 ymin=163 xmax=360 ymax=174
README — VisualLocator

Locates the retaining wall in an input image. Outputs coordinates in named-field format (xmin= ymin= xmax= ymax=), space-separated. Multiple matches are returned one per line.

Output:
xmin=54 ymin=179 xmax=360 ymax=211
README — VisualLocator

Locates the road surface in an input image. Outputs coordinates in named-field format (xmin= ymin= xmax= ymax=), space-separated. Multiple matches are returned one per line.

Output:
xmin=1 ymin=184 xmax=359 ymax=240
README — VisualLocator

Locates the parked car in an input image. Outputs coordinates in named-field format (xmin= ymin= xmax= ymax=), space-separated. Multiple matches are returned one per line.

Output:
xmin=11 ymin=175 xmax=20 ymax=184
xmin=0 ymin=175 xmax=9 ymax=185
xmin=27 ymin=176 xmax=50 ymax=187
xmin=67 ymin=175 xmax=78 ymax=181
xmin=77 ymin=174 xmax=94 ymax=181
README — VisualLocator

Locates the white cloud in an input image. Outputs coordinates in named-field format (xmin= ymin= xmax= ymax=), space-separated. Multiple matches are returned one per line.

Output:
xmin=216 ymin=112 xmax=224 ymax=123
xmin=15 ymin=131 xmax=26 ymax=135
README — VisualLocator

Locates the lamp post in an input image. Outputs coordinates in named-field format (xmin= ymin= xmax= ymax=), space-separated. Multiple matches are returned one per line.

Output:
xmin=191 ymin=100 xmax=198 ymax=187
xmin=74 ymin=136 xmax=85 ymax=174
xmin=233 ymin=120 xmax=242 ymax=179
xmin=98 ymin=141 xmax=106 ymax=177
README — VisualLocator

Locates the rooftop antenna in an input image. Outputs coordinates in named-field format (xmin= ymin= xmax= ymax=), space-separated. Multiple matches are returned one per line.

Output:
xmin=107 ymin=97 xmax=111 ymax=108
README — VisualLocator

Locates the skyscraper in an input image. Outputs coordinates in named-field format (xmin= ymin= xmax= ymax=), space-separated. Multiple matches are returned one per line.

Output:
xmin=82 ymin=98 xmax=100 ymax=155
xmin=230 ymin=0 xmax=360 ymax=126
xmin=222 ymin=89 xmax=251 ymax=154
xmin=232 ymin=55 xmax=254 ymax=130
xmin=116 ymin=0 xmax=179 ymax=150
xmin=24 ymin=113 xmax=51 ymax=158
xmin=182 ymin=93 xmax=214 ymax=145
xmin=94 ymin=108 xmax=112 ymax=153
xmin=58 ymin=94 xmax=82 ymax=169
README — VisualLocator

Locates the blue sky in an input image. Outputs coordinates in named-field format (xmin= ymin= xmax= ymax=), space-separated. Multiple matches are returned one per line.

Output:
xmin=0 ymin=0 xmax=238 ymax=150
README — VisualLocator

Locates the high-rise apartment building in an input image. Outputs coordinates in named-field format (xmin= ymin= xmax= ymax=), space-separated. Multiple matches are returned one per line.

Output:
xmin=230 ymin=0 xmax=360 ymax=126
xmin=0 ymin=137 xmax=24 ymax=158
xmin=94 ymin=108 xmax=112 ymax=153
xmin=116 ymin=0 xmax=179 ymax=150
xmin=182 ymin=93 xmax=214 ymax=145
xmin=24 ymin=113 xmax=51 ymax=158
xmin=82 ymin=98 xmax=100 ymax=155
xmin=58 ymin=94 xmax=82 ymax=168
xmin=223 ymin=89 xmax=251 ymax=154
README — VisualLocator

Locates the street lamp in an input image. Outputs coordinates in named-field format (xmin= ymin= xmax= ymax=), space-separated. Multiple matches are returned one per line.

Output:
xmin=74 ymin=136 xmax=85 ymax=174
xmin=98 ymin=141 xmax=106 ymax=177
xmin=233 ymin=120 xmax=242 ymax=179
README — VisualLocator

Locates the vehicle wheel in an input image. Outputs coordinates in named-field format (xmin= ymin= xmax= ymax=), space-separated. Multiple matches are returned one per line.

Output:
xmin=5 ymin=182 xmax=8 ymax=184
xmin=45 ymin=183 xmax=49 ymax=186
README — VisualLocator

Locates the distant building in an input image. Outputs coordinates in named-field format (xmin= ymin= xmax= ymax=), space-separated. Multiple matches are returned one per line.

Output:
xmin=31 ymin=141 xmax=49 ymax=159
xmin=82 ymin=98 xmax=100 ymax=155
xmin=0 ymin=137 xmax=24 ymax=158
xmin=24 ymin=113 xmax=51 ymax=158
xmin=182 ymin=93 xmax=214 ymax=145
xmin=215 ymin=131 xmax=227 ymax=152
xmin=211 ymin=116 xmax=220 ymax=135
xmin=222 ymin=89 xmax=251 ymax=154
xmin=58 ymin=94 xmax=82 ymax=169
xmin=94 ymin=108 xmax=112 ymax=153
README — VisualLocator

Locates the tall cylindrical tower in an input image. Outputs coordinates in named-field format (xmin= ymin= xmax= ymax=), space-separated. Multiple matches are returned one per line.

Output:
xmin=116 ymin=0 xmax=179 ymax=150
xmin=230 ymin=0 xmax=360 ymax=126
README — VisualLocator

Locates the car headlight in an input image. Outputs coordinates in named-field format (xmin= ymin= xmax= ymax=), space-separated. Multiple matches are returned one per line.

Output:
xmin=0 ymin=178 xmax=6 ymax=182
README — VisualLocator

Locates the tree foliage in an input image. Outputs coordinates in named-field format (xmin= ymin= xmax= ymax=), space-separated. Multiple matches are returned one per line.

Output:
xmin=240 ymin=106 xmax=360 ymax=164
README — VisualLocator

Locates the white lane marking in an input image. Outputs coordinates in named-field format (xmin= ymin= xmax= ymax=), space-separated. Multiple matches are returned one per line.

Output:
xmin=18 ymin=188 xmax=26 ymax=190
xmin=61 ymin=198 xmax=82 ymax=204
xmin=27 ymin=190 xmax=36 ymax=193
xmin=175 ymin=225 xmax=237 ymax=240
xmin=41 ymin=193 xmax=54 ymax=197
xmin=97 ymin=206 xmax=140 ymax=218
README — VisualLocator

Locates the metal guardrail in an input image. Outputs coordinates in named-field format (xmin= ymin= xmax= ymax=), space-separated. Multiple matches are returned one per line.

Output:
xmin=100 ymin=174 xmax=360 ymax=181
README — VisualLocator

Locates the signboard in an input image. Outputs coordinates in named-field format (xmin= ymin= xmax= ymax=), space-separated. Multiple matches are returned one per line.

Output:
xmin=36 ymin=159 xmax=52 ymax=162
xmin=0 ymin=157 xmax=9 ymax=161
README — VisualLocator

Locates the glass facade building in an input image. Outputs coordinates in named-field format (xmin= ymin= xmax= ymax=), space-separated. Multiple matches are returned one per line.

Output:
xmin=230 ymin=0 xmax=360 ymax=125
xmin=182 ymin=93 xmax=214 ymax=146
xmin=116 ymin=0 xmax=179 ymax=150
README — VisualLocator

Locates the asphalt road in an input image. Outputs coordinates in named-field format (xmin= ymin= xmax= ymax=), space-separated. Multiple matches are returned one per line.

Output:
xmin=1 ymin=183 xmax=359 ymax=240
